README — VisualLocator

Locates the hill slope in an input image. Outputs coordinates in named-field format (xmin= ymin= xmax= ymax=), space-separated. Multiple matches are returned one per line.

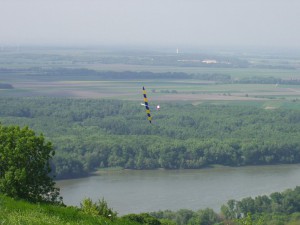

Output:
xmin=0 ymin=195 xmax=139 ymax=225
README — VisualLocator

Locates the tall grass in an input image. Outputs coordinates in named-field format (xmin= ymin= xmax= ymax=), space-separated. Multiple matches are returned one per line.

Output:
xmin=0 ymin=195 xmax=138 ymax=225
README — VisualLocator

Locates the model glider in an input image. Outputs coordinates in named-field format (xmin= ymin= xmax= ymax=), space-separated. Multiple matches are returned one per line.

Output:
xmin=142 ymin=86 xmax=152 ymax=123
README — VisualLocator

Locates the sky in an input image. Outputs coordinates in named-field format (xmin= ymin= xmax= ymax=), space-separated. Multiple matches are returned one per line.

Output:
xmin=1 ymin=0 xmax=300 ymax=49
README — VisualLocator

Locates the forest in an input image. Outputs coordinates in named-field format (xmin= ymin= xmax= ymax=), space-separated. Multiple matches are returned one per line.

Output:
xmin=0 ymin=97 xmax=300 ymax=179
xmin=1 ymin=67 xmax=300 ymax=85
xmin=150 ymin=186 xmax=300 ymax=224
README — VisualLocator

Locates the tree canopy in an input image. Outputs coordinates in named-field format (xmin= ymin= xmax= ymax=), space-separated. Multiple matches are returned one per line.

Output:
xmin=0 ymin=97 xmax=300 ymax=179
xmin=0 ymin=124 xmax=61 ymax=203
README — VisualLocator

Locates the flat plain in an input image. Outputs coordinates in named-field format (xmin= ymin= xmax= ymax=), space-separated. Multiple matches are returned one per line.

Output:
xmin=0 ymin=47 xmax=300 ymax=108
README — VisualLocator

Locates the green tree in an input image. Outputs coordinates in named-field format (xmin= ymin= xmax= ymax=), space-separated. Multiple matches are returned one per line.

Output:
xmin=80 ymin=197 xmax=117 ymax=220
xmin=188 ymin=208 xmax=220 ymax=225
xmin=175 ymin=209 xmax=195 ymax=225
xmin=122 ymin=213 xmax=161 ymax=225
xmin=0 ymin=124 xmax=61 ymax=203
xmin=235 ymin=213 xmax=264 ymax=225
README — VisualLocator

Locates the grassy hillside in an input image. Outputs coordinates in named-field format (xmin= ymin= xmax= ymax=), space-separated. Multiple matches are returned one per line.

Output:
xmin=0 ymin=195 xmax=140 ymax=225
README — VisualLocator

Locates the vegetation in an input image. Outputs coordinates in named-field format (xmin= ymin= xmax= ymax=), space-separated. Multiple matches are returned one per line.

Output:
xmin=0 ymin=83 xmax=13 ymax=89
xmin=0 ymin=97 xmax=300 ymax=179
xmin=1 ymin=67 xmax=300 ymax=84
xmin=0 ymin=194 xmax=145 ymax=225
xmin=0 ymin=124 xmax=61 ymax=203
xmin=0 ymin=123 xmax=170 ymax=224
xmin=150 ymin=186 xmax=300 ymax=225
xmin=221 ymin=186 xmax=300 ymax=220
xmin=151 ymin=208 xmax=221 ymax=225
xmin=0 ymin=194 xmax=178 ymax=225
xmin=80 ymin=197 xmax=118 ymax=220
xmin=1 ymin=52 xmax=300 ymax=101
xmin=1 ymin=48 xmax=300 ymax=224
xmin=2 ymin=189 xmax=300 ymax=224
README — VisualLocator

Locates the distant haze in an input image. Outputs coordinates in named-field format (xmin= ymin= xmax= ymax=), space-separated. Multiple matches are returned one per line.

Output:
xmin=1 ymin=0 xmax=300 ymax=49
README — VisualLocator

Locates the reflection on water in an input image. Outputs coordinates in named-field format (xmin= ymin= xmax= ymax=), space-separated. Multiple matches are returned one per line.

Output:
xmin=56 ymin=164 xmax=300 ymax=215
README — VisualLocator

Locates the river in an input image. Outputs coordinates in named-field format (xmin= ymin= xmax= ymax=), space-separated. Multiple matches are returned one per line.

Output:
xmin=56 ymin=164 xmax=300 ymax=215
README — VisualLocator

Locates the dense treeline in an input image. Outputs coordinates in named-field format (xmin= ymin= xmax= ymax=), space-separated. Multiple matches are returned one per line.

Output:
xmin=0 ymin=67 xmax=226 ymax=81
xmin=0 ymin=50 xmax=250 ymax=68
xmin=0 ymin=97 xmax=300 ymax=179
xmin=150 ymin=186 xmax=300 ymax=225
xmin=0 ymin=83 xmax=13 ymax=89
xmin=236 ymin=76 xmax=300 ymax=85
xmin=1 ymin=67 xmax=300 ymax=85
xmin=221 ymin=186 xmax=300 ymax=219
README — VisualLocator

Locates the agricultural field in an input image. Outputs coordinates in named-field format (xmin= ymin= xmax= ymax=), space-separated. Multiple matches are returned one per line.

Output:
xmin=0 ymin=47 xmax=300 ymax=108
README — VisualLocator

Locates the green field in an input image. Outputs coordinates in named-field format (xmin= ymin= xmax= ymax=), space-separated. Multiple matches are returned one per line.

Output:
xmin=1 ymin=47 xmax=300 ymax=108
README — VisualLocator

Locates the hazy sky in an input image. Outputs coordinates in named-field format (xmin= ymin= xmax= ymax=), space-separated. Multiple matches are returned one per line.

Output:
xmin=1 ymin=0 xmax=300 ymax=48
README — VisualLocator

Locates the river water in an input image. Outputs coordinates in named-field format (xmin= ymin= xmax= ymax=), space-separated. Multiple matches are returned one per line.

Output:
xmin=56 ymin=164 xmax=300 ymax=215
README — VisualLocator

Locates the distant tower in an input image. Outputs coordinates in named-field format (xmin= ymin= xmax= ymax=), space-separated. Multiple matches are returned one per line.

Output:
xmin=176 ymin=48 xmax=179 ymax=54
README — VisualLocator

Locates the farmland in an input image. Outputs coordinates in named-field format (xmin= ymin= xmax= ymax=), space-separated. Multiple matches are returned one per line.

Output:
xmin=0 ymin=46 xmax=300 ymax=108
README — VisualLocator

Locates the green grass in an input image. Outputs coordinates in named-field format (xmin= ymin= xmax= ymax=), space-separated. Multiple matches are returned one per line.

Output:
xmin=0 ymin=195 xmax=138 ymax=225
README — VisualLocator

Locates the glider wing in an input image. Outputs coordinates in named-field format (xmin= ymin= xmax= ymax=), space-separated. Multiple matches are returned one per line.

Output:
xmin=142 ymin=86 xmax=152 ymax=123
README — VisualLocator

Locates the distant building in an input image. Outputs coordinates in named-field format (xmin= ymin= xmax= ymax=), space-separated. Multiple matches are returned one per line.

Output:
xmin=202 ymin=59 xmax=217 ymax=64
